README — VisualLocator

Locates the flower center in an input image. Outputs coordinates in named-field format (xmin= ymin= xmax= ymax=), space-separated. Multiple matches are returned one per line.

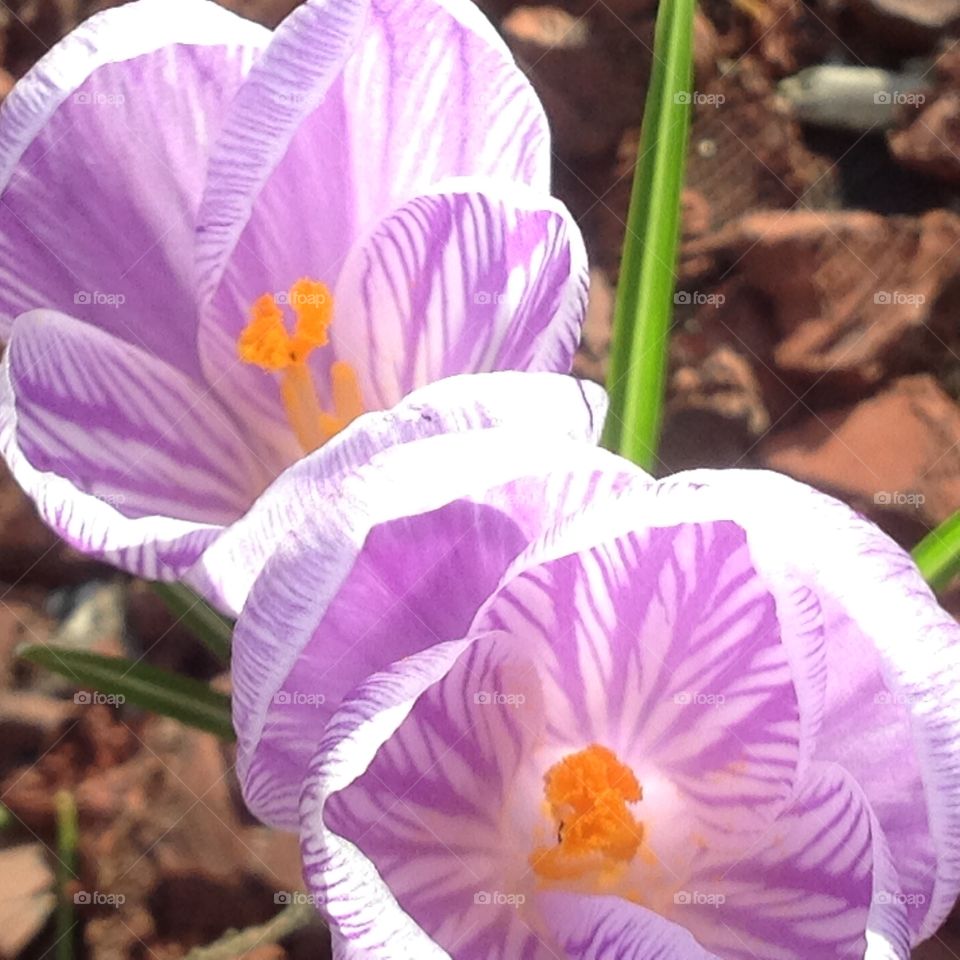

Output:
xmin=530 ymin=744 xmax=643 ymax=885
xmin=237 ymin=279 xmax=364 ymax=453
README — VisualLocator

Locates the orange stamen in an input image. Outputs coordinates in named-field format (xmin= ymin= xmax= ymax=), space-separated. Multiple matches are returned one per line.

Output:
xmin=531 ymin=744 xmax=643 ymax=883
xmin=236 ymin=279 xmax=364 ymax=454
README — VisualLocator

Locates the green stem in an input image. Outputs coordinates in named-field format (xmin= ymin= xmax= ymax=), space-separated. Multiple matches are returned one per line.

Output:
xmin=151 ymin=582 xmax=233 ymax=664
xmin=602 ymin=0 xmax=696 ymax=470
xmin=55 ymin=790 xmax=78 ymax=960
xmin=912 ymin=509 xmax=960 ymax=593
xmin=183 ymin=902 xmax=318 ymax=960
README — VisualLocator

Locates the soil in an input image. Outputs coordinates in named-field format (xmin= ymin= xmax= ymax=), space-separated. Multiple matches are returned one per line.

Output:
xmin=1 ymin=0 xmax=959 ymax=957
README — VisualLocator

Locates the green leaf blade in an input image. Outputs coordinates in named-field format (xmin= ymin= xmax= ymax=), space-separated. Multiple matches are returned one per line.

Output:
xmin=603 ymin=0 xmax=696 ymax=470
xmin=17 ymin=645 xmax=234 ymax=740
xmin=912 ymin=509 xmax=960 ymax=593
xmin=151 ymin=581 xmax=233 ymax=664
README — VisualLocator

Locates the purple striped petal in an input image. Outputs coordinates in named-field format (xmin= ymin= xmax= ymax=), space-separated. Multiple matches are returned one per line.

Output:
xmin=475 ymin=515 xmax=825 ymax=838
xmin=679 ymin=763 xmax=909 ymax=960
xmin=0 ymin=310 xmax=268 ymax=579
xmin=292 ymin=467 xmax=957 ymax=958
xmin=332 ymin=183 xmax=588 ymax=409
xmin=540 ymin=893 xmax=721 ymax=960
xmin=228 ymin=373 xmax=636 ymax=826
xmin=205 ymin=371 xmax=612 ymax=615
xmin=323 ymin=634 xmax=550 ymax=958
xmin=632 ymin=468 xmax=960 ymax=941
xmin=300 ymin=638 xmax=472 ymax=957
xmin=196 ymin=0 xmax=548 ymax=315
xmin=0 ymin=0 xmax=267 ymax=373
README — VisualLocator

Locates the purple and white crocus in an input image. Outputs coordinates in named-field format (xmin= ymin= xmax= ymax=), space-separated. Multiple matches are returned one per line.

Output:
xmin=0 ymin=0 xmax=588 ymax=614
xmin=233 ymin=466 xmax=960 ymax=958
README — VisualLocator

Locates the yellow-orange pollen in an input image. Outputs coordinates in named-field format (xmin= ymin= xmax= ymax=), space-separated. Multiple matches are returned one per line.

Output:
xmin=237 ymin=279 xmax=364 ymax=453
xmin=531 ymin=744 xmax=643 ymax=883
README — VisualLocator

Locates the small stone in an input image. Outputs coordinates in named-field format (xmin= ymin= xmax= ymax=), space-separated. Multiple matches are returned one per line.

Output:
xmin=502 ymin=6 xmax=589 ymax=49
xmin=760 ymin=375 xmax=960 ymax=531
xmin=685 ymin=209 xmax=960 ymax=398
xmin=0 ymin=844 xmax=56 ymax=957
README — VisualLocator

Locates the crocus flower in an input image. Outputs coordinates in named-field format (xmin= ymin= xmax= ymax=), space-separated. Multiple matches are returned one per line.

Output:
xmin=234 ymin=466 xmax=960 ymax=958
xmin=0 ymin=0 xmax=587 ymax=613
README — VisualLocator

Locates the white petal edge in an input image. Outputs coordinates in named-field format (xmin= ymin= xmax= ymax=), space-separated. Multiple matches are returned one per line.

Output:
xmin=201 ymin=370 xmax=608 ymax=615
xmin=299 ymin=639 xmax=470 ymax=957
xmin=0 ymin=0 xmax=268 ymax=188
xmin=0 ymin=311 xmax=227 ymax=581
xmin=490 ymin=467 xmax=960 ymax=941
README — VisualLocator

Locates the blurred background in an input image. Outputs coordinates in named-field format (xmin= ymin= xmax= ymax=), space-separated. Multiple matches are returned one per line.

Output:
xmin=1 ymin=0 xmax=959 ymax=956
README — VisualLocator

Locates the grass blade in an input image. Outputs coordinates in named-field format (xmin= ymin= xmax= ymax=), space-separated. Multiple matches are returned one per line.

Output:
xmin=18 ymin=645 xmax=234 ymax=740
xmin=912 ymin=509 xmax=960 ymax=593
xmin=151 ymin=582 xmax=233 ymax=664
xmin=602 ymin=0 xmax=696 ymax=469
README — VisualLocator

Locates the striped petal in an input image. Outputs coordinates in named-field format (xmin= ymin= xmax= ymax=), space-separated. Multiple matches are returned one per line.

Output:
xmin=196 ymin=0 xmax=548 ymax=314
xmin=331 ymin=181 xmax=588 ymax=410
xmin=228 ymin=372 xmax=635 ymax=826
xmin=0 ymin=310 xmax=267 ymax=580
xmin=300 ymin=638 xmax=471 ymax=958
xmin=476 ymin=511 xmax=826 ymax=839
xmin=541 ymin=893 xmax=721 ymax=960
xmin=679 ymin=763 xmax=909 ymax=960
xmin=323 ymin=635 xmax=550 ymax=958
xmin=0 ymin=0 xmax=267 ymax=373
xmin=628 ymin=468 xmax=960 ymax=942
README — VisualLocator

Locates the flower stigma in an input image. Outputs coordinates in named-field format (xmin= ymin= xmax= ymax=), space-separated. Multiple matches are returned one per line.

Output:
xmin=531 ymin=744 xmax=643 ymax=886
xmin=237 ymin=279 xmax=364 ymax=453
